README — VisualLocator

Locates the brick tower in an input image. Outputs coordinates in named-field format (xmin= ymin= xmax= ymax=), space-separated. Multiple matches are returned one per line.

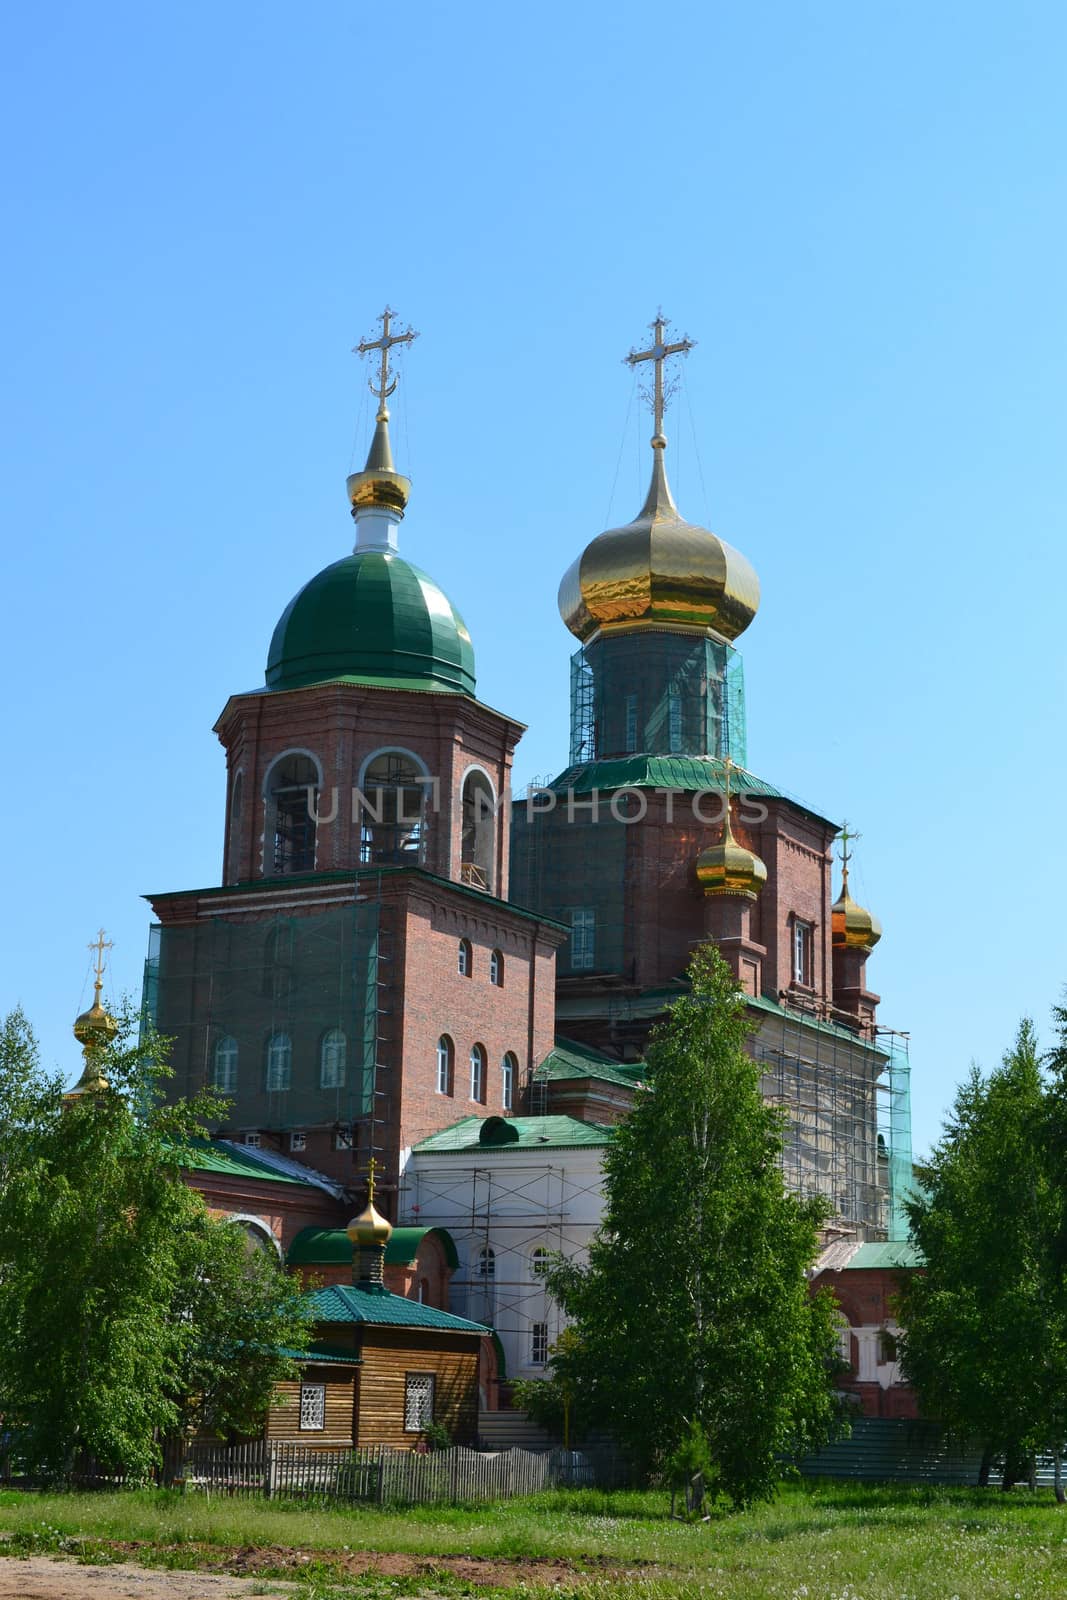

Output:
xmin=145 ymin=310 xmax=566 ymax=1209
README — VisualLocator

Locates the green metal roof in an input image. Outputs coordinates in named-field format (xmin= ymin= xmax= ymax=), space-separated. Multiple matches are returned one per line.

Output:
xmin=748 ymin=992 xmax=891 ymax=1055
xmin=412 ymin=1114 xmax=614 ymax=1154
xmin=178 ymin=1138 xmax=318 ymax=1188
xmin=287 ymin=1225 xmax=460 ymax=1271
xmin=535 ymin=1038 xmax=645 ymax=1088
xmin=278 ymin=1342 xmax=363 ymax=1367
xmin=266 ymin=550 xmax=476 ymax=696
xmin=306 ymin=1283 xmax=488 ymax=1334
xmin=548 ymin=755 xmax=785 ymax=799
xmin=846 ymin=1241 xmax=924 ymax=1271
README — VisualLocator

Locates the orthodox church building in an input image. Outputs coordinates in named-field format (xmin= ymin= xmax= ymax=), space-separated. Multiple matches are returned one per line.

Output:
xmin=140 ymin=309 xmax=914 ymax=1415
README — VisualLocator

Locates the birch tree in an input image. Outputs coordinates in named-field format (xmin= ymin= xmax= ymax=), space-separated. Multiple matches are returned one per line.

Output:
xmin=549 ymin=947 xmax=842 ymax=1504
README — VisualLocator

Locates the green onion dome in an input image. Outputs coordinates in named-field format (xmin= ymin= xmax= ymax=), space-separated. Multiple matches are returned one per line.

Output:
xmin=266 ymin=549 xmax=476 ymax=695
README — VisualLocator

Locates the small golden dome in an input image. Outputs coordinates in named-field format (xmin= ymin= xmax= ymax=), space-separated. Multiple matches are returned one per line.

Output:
xmin=347 ymin=1160 xmax=393 ymax=1248
xmin=832 ymin=876 xmax=882 ymax=954
xmin=558 ymin=438 xmax=760 ymax=644
xmin=696 ymin=800 xmax=767 ymax=900
xmin=73 ymin=997 xmax=118 ymax=1050
xmin=346 ymin=407 xmax=412 ymax=518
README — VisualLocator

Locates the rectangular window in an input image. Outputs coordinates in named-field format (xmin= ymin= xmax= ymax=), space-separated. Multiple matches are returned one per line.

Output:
xmin=531 ymin=1322 xmax=549 ymax=1366
xmin=288 ymin=1131 xmax=306 ymax=1153
xmin=668 ymin=685 xmax=682 ymax=753
xmin=299 ymin=1384 xmax=325 ymax=1430
xmin=243 ymin=1131 xmax=261 ymax=1148
xmin=404 ymin=1372 xmax=435 ymax=1431
xmin=569 ymin=907 xmax=595 ymax=971
xmin=624 ymin=694 xmax=638 ymax=754
xmin=793 ymin=920 xmax=814 ymax=987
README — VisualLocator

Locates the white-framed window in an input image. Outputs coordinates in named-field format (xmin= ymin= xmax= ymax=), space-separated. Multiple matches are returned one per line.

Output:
xmin=502 ymin=1051 xmax=516 ymax=1112
xmin=436 ymin=1035 xmax=454 ymax=1096
xmin=404 ymin=1372 xmax=435 ymax=1432
xmin=299 ymin=1383 xmax=325 ymax=1431
xmin=569 ymin=908 xmax=595 ymax=971
xmin=474 ymin=1246 xmax=495 ymax=1324
xmin=333 ymin=1123 xmax=353 ymax=1150
xmin=243 ymin=1131 xmax=261 ymax=1148
xmin=288 ymin=1131 xmax=306 ymax=1153
xmin=668 ymin=685 xmax=682 ymax=753
xmin=470 ymin=1042 xmax=487 ymax=1103
xmin=265 ymin=1032 xmax=292 ymax=1092
xmin=489 ymin=949 xmax=504 ymax=987
xmin=793 ymin=920 xmax=814 ymax=987
xmin=213 ymin=1034 xmax=238 ymax=1094
xmin=530 ymin=1246 xmax=551 ymax=1280
xmin=320 ymin=1028 xmax=346 ymax=1088
xmin=531 ymin=1322 xmax=549 ymax=1366
xmin=624 ymin=693 xmax=638 ymax=754
xmin=458 ymin=938 xmax=472 ymax=977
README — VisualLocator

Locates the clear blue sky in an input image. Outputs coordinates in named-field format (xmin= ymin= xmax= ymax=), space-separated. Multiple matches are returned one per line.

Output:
xmin=3 ymin=1 xmax=1066 ymax=1154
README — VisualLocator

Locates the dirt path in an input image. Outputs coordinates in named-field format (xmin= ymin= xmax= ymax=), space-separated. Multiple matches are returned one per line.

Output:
xmin=0 ymin=1557 xmax=299 ymax=1599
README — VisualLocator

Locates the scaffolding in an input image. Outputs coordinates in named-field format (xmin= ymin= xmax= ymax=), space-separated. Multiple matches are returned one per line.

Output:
xmin=568 ymin=632 xmax=747 ymax=767
xmin=750 ymin=998 xmax=912 ymax=1239
xmin=142 ymin=896 xmax=392 ymax=1146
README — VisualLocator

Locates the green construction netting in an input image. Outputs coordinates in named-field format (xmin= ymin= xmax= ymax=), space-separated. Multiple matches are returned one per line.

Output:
xmin=142 ymin=902 xmax=381 ymax=1131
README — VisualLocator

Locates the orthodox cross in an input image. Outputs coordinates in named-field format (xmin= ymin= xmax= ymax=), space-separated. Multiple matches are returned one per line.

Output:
xmin=720 ymin=754 xmax=735 ymax=834
xmin=354 ymin=306 xmax=419 ymax=416
xmin=838 ymin=822 xmax=861 ymax=888
xmin=88 ymin=928 xmax=113 ymax=1000
xmin=365 ymin=1155 xmax=379 ymax=1203
xmin=625 ymin=311 xmax=696 ymax=438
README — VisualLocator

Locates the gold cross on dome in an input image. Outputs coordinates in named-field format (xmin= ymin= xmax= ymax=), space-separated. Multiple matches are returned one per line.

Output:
xmin=838 ymin=822 xmax=861 ymax=885
xmin=89 ymin=928 xmax=113 ymax=996
xmin=625 ymin=311 xmax=696 ymax=440
xmin=365 ymin=1155 xmax=379 ymax=1202
xmin=354 ymin=306 xmax=419 ymax=417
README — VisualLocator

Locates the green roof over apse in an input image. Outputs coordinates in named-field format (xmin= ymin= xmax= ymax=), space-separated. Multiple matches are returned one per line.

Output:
xmin=536 ymin=1038 xmax=646 ymax=1088
xmin=287 ymin=1225 xmax=460 ymax=1271
xmin=306 ymin=1282 xmax=488 ymax=1334
xmin=266 ymin=549 xmax=476 ymax=696
xmin=412 ymin=1114 xmax=614 ymax=1154
xmin=548 ymin=755 xmax=785 ymax=799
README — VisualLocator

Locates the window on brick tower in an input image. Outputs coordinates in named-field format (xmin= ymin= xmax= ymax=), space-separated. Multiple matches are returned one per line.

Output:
xmin=461 ymin=769 xmax=496 ymax=892
xmin=213 ymin=1034 xmax=238 ymax=1094
xmin=436 ymin=1034 xmax=454 ymax=1096
xmin=489 ymin=949 xmax=503 ymax=987
xmin=793 ymin=919 xmax=814 ymax=987
xmin=568 ymin=908 xmax=595 ymax=971
xmin=266 ymin=754 xmax=319 ymax=875
xmin=470 ymin=1042 xmax=487 ymax=1103
xmin=359 ymin=751 xmax=427 ymax=866
xmin=320 ymin=1028 xmax=346 ymax=1088
xmin=501 ymin=1051 xmax=516 ymax=1112
xmin=458 ymin=938 xmax=472 ymax=977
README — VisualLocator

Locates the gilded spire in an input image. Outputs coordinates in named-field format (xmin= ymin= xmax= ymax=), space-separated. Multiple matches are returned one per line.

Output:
xmin=832 ymin=824 xmax=882 ymax=953
xmin=695 ymin=757 xmax=767 ymax=900
xmin=67 ymin=929 xmax=117 ymax=1100
xmin=347 ymin=307 xmax=418 ymax=529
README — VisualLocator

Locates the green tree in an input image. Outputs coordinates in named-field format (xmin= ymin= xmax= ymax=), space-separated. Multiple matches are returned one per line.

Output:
xmin=547 ymin=947 xmax=843 ymax=1506
xmin=897 ymin=1021 xmax=1067 ymax=1491
xmin=0 ymin=1006 xmax=311 ymax=1481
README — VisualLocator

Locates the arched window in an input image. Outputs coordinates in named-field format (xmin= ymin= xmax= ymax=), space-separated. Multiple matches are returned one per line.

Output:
xmin=213 ymin=1034 xmax=238 ymax=1094
xmin=458 ymin=938 xmax=472 ymax=978
xmin=501 ymin=1051 xmax=517 ymax=1112
xmin=530 ymin=1246 xmax=551 ymax=1280
xmin=267 ymin=754 xmax=319 ymax=875
xmin=231 ymin=771 xmax=243 ymax=820
xmin=265 ymin=1031 xmax=291 ymax=1092
xmin=460 ymin=769 xmax=496 ymax=891
xmin=470 ymin=1042 xmax=487 ymax=1103
xmin=474 ymin=1246 xmax=495 ymax=1324
xmin=358 ymin=750 xmax=428 ymax=865
xmin=436 ymin=1034 xmax=454 ymax=1096
xmin=262 ymin=923 xmax=294 ymax=1001
xmin=320 ymin=1028 xmax=346 ymax=1089
xmin=489 ymin=949 xmax=504 ymax=987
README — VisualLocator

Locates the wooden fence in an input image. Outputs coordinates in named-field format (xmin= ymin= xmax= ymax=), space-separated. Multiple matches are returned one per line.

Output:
xmin=163 ymin=1439 xmax=581 ymax=1503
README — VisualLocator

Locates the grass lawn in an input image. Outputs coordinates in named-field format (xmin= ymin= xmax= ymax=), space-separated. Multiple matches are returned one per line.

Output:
xmin=0 ymin=1480 xmax=1065 ymax=1598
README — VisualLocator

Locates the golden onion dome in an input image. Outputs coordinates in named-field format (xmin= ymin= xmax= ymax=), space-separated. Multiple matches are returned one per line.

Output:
xmin=347 ymin=1161 xmax=393 ymax=1249
xmin=72 ymin=996 xmax=118 ymax=1051
xmin=558 ymin=435 xmax=760 ymax=643
xmin=67 ymin=954 xmax=117 ymax=1101
xmin=695 ymin=800 xmax=767 ymax=900
xmin=832 ymin=874 xmax=882 ymax=954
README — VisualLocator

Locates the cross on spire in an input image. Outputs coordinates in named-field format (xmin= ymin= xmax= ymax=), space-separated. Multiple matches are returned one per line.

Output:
xmin=365 ymin=1155 xmax=379 ymax=1204
xmin=838 ymin=822 xmax=861 ymax=888
xmin=625 ymin=311 xmax=696 ymax=441
xmin=354 ymin=307 xmax=419 ymax=419
xmin=89 ymin=928 xmax=113 ymax=1001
